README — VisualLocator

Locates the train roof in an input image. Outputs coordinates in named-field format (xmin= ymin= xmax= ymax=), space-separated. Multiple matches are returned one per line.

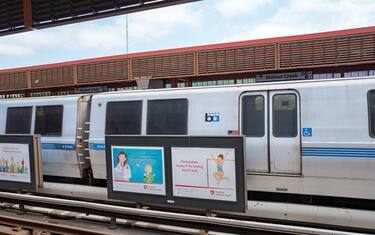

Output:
xmin=0 ymin=76 xmax=374 ymax=102
xmin=0 ymin=94 xmax=84 ymax=103
xmin=93 ymin=76 xmax=375 ymax=98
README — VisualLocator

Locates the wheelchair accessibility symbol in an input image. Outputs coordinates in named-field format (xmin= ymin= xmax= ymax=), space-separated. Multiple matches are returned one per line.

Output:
xmin=302 ymin=128 xmax=312 ymax=137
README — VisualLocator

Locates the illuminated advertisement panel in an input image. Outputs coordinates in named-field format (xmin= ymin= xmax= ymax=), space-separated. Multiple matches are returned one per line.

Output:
xmin=106 ymin=136 xmax=246 ymax=212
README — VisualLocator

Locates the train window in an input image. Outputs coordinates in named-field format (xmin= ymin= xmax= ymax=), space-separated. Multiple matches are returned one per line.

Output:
xmin=6 ymin=107 xmax=32 ymax=134
xmin=147 ymin=99 xmax=188 ymax=135
xmin=34 ymin=105 xmax=63 ymax=136
xmin=106 ymin=101 xmax=142 ymax=135
xmin=273 ymin=94 xmax=297 ymax=137
xmin=369 ymin=90 xmax=375 ymax=137
xmin=242 ymin=95 xmax=265 ymax=137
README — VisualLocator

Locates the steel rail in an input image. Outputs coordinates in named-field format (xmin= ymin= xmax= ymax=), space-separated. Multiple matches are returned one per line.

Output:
xmin=0 ymin=213 xmax=106 ymax=235
xmin=0 ymin=191 xmax=368 ymax=235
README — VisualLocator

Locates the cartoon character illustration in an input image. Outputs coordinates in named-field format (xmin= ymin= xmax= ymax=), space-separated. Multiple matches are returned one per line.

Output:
xmin=4 ymin=159 xmax=9 ymax=172
xmin=0 ymin=158 xmax=3 ymax=172
xmin=9 ymin=157 xmax=15 ymax=173
xmin=144 ymin=164 xmax=155 ymax=184
xmin=20 ymin=159 xmax=25 ymax=173
xmin=211 ymin=153 xmax=230 ymax=185
xmin=16 ymin=162 xmax=21 ymax=173
xmin=114 ymin=151 xmax=132 ymax=181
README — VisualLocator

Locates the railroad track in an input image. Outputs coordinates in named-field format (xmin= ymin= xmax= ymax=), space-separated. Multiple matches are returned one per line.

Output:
xmin=0 ymin=213 xmax=106 ymax=235
xmin=0 ymin=208 xmax=178 ymax=235
xmin=0 ymin=191 xmax=370 ymax=235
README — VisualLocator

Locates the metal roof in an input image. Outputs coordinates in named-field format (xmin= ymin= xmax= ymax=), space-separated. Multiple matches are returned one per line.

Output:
xmin=0 ymin=0 xmax=198 ymax=36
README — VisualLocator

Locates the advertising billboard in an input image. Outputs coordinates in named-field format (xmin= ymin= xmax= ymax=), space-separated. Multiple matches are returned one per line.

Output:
xmin=0 ymin=135 xmax=40 ymax=191
xmin=106 ymin=136 xmax=246 ymax=212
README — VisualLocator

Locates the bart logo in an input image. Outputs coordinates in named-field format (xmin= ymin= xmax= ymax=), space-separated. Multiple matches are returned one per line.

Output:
xmin=205 ymin=113 xmax=220 ymax=122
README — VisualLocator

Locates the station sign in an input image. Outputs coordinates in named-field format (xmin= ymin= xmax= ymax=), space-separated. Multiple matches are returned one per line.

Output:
xmin=74 ymin=86 xmax=108 ymax=94
xmin=105 ymin=136 xmax=246 ymax=212
xmin=256 ymin=71 xmax=313 ymax=82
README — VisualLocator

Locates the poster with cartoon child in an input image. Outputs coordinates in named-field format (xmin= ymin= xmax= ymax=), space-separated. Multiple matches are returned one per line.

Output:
xmin=172 ymin=147 xmax=236 ymax=202
xmin=111 ymin=146 xmax=165 ymax=195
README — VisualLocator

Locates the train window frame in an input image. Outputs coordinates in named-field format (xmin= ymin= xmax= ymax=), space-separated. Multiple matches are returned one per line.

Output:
xmin=241 ymin=95 xmax=265 ymax=137
xmin=146 ymin=98 xmax=188 ymax=135
xmin=34 ymin=105 xmax=64 ymax=137
xmin=368 ymin=90 xmax=375 ymax=138
xmin=105 ymin=100 xmax=143 ymax=135
xmin=5 ymin=106 xmax=33 ymax=134
xmin=272 ymin=93 xmax=298 ymax=138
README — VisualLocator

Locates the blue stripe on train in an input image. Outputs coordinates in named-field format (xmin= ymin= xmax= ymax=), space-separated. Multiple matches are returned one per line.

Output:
xmin=302 ymin=147 xmax=375 ymax=158
xmin=41 ymin=143 xmax=76 ymax=150
xmin=89 ymin=143 xmax=106 ymax=151
xmin=39 ymin=144 xmax=375 ymax=158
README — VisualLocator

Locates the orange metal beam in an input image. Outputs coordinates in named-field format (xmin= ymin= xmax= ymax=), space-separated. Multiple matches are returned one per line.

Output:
xmin=23 ymin=0 xmax=33 ymax=30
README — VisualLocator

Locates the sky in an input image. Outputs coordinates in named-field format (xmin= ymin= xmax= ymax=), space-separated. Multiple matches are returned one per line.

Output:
xmin=0 ymin=0 xmax=375 ymax=70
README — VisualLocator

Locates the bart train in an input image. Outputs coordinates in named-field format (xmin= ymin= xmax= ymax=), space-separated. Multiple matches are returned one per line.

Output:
xmin=0 ymin=77 xmax=374 ymax=207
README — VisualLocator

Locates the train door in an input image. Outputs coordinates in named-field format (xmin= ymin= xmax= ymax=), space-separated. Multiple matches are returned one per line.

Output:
xmin=240 ymin=90 xmax=301 ymax=174
xmin=269 ymin=90 xmax=301 ymax=174
xmin=240 ymin=92 xmax=268 ymax=172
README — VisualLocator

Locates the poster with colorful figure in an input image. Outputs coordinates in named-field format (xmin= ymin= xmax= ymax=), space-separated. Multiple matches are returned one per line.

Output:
xmin=172 ymin=147 xmax=236 ymax=202
xmin=111 ymin=146 xmax=165 ymax=195
xmin=0 ymin=143 xmax=31 ymax=183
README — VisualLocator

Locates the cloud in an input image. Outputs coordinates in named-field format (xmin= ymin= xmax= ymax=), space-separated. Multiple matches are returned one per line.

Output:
xmin=223 ymin=0 xmax=375 ymax=42
xmin=0 ymin=3 xmax=202 ymax=60
xmin=215 ymin=0 xmax=274 ymax=18
xmin=72 ymin=4 xmax=202 ymax=50
xmin=1 ymin=0 xmax=375 ymax=69
xmin=128 ymin=4 xmax=202 ymax=44
xmin=0 ymin=29 xmax=65 ymax=56
xmin=0 ymin=42 xmax=34 ymax=56
xmin=74 ymin=22 xmax=125 ymax=50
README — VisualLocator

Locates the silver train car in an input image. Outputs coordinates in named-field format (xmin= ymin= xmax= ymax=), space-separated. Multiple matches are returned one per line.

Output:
xmin=0 ymin=95 xmax=92 ymax=179
xmin=0 ymin=77 xmax=374 ymax=203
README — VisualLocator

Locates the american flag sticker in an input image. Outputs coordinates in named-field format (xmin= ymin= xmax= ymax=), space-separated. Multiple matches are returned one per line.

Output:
xmin=228 ymin=130 xmax=239 ymax=135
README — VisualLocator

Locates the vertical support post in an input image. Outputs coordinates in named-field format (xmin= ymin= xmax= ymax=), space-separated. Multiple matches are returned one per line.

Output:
xmin=108 ymin=217 xmax=117 ymax=229
xmin=193 ymin=52 xmax=198 ymax=76
xmin=26 ymin=70 xmax=32 ymax=89
xmin=17 ymin=204 xmax=26 ymax=215
xmin=23 ymin=0 xmax=33 ymax=30
xmin=128 ymin=58 xmax=132 ymax=81
xmin=170 ymin=78 xmax=178 ymax=88
xmin=275 ymin=43 xmax=280 ymax=70
xmin=17 ymin=190 xmax=26 ymax=215
xmin=73 ymin=65 xmax=78 ymax=85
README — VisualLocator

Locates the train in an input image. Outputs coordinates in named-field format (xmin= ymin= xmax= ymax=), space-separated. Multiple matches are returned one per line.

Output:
xmin=0 ymin=76 xmax=374 ymax=205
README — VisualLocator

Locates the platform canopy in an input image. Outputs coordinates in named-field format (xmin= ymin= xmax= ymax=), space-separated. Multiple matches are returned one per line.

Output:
xmin=0 ymin=0 xmax=198 ymax=36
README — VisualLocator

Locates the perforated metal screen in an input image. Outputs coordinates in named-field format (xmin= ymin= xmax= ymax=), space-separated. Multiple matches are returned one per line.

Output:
xmin=279 ymin=34 xmax=375 ymax=68
xmin=0 ymin=0 xmax=198 ymax=36
xmin=0 ymin=0 xmax=24 ymax=34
